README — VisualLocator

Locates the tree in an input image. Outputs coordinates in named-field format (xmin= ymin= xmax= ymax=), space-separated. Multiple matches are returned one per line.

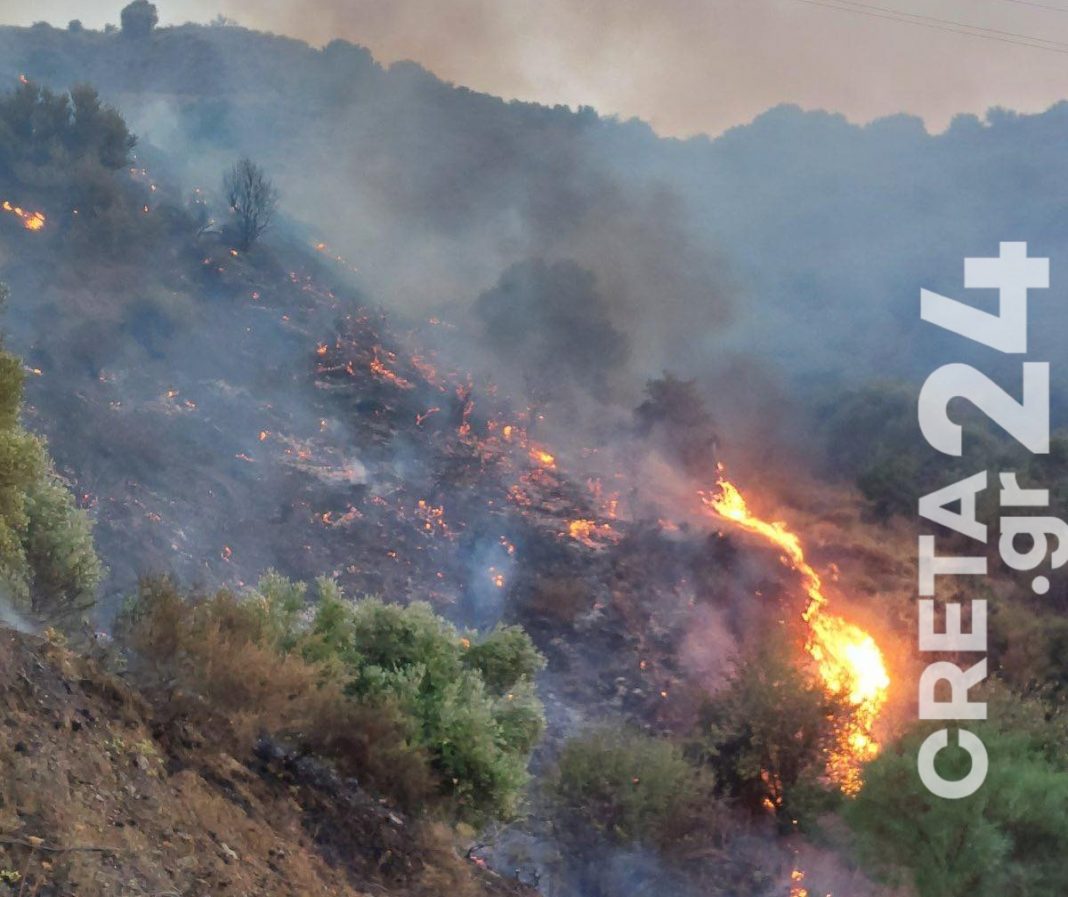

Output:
xmin=120 ymin=1 xmax=158 ymax=39
xmin=847 ymin=691 xmax=1068 ymax=897
xmin=224 ymin=158 xmax=280 ymax=251
xmin=693 ymin=629 xmax=845 ymax=828
xmin=473 ymin=259 xmax=630 ymax=398
xmin=634 ymin=372 xmax=719 ymax=478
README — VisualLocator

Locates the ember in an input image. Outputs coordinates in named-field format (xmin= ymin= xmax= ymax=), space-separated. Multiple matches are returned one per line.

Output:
xmin=1 ymin=200 xmax=46 ymax=231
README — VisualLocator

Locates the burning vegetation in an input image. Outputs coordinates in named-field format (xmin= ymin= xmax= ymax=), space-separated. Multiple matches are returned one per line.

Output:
xmin=703 ymin=474 xmax=890 ymax=794
xmin=1 ymin=201 xmax=45 ymax=231
xmin=3 ymin=44 xmax=1061 ymax=897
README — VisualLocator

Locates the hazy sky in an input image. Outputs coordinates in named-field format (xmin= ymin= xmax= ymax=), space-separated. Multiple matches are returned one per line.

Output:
xmin=5 ymin=0 xmax=1068 ymax=137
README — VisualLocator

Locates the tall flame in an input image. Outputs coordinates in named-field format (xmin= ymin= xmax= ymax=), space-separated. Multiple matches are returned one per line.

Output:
xmin=1 ymin=201 xmax=46 ymax=231
xmin=701 ymin=474 xmax=889 ymax=794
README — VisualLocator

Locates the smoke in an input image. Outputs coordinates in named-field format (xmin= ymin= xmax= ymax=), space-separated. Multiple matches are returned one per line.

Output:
xmin=0 ymin=590 xmax=37 ymax=635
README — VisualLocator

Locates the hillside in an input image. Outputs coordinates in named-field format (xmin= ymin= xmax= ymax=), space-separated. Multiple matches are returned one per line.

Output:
xmin=0 ymin=627 xmax=532 ymax=897
xmin=5 ymin=13 xmax=1068 ymax=414
xmin=1 ymin=7 xmax=1068 ymax=897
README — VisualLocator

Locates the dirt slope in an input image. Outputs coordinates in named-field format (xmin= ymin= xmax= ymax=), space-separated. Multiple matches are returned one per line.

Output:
xmin=0 ymin=629 xmax=531 ymax=897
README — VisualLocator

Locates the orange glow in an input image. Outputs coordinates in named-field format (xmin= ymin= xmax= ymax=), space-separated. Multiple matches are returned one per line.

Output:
xmin=567 ymin=518 xmax=620 ymax=549
xmin=790 ymin=868 xmax=810 ymax=897
xmin=369 ymin=347 xmax=414 ymax=390
xmin=2 ymin=201 xmax=46 ymax=231
xmin=529 ymin=446 xmax=556 ymax=469
xmin=702 ymin=473 xmax=890 ymax=794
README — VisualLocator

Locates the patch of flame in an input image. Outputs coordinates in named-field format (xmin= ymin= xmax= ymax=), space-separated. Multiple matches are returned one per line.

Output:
xmin=701 ymin=474 xmax=889 ymax=794
xmin=2 ymin=201 xmax=46 ymax=231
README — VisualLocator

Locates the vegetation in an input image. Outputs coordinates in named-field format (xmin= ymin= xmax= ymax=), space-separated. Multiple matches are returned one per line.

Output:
xmin=120 ymin=1 xmax=159 ymax=39
xmin=224 ymin=157 xmax=280 ymax=251
xmin=473 ymin=259 xmax=630 ymax=398
xmin=119 ymin=574 xmax=546 ymax=824
xmin=0 ymin=79 xmax=135 ymax=176
xmin=634 ymin=372 xmax=719 ymax=477
xmin=692 ymin=631 xmax=844 ymax=829
xmin=848 ymin=687 xmax=1068 ymax=897
xmin=550 ymin=725 xmax=721 ymax=851
xmin=0 ymin=285 xmax=101 ymax=628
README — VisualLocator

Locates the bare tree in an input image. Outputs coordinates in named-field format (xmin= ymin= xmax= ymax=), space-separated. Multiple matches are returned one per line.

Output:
xmin=224 ymin=158 xmax=280 ymax=251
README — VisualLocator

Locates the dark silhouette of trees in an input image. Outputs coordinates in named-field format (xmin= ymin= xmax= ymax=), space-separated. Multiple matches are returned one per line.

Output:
xmin=634 ymin=372 xmax=718 ymax=477
xmin=120 ymin=1 xmax=158 ymax=39
xmin=224 ymin=158 xmax=280 ymax=251
xmin=0 ymin=80 xmax=135 ymax=173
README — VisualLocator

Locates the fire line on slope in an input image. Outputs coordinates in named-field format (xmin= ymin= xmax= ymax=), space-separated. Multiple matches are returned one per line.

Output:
xmin=701 ymin=470 xmax=890 ymax=795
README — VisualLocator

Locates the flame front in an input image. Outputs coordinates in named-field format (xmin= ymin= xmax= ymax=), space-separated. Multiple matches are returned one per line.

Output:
xmin=1 ymin=201 xmax=46 ymax=231
xmin=702 ymin=475 xmax=889 ymax=794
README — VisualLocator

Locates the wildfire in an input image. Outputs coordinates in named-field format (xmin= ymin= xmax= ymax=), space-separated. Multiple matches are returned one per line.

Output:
xmin=529 ymin=446 xmax=556 ymax=469
xmin=567 ymin=518 xmax=620 ymax=549
xmin=1 ymin=201 xmax=46 ymax=231
xmin=790 ymin=869 xmax=809 ymax=897
xmin=701 ymin=474 xmax=889 ymax=794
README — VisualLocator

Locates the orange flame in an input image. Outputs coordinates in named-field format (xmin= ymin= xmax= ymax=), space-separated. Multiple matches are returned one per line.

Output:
xmin=2 ymin=201 xmax=46 ymax=231
xmin=702 ymin=474 xmax=889 ymax=794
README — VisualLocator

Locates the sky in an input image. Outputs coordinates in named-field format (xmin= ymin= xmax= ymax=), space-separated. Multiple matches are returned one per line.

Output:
xmin=4 ymin=0 xmax=1068 ymax=137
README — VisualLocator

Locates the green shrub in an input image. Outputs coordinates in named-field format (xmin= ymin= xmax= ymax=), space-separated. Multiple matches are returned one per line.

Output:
xmin=0 ymin=289 xmax=101 ymax=627
xmin=462 ymin=623 xmax=546 ymax=693
xmin=693 ymin=629 xmax=845 ymax=828
xmin=120 ymin=575 xmax=546 ymax=824
xmin=847 ymin=689 xmax=1068 ymax=897
xmin=550 ymin=726 xmax=722 ymax=851
xmin=319 ymin=597 xmax=547 ymax=823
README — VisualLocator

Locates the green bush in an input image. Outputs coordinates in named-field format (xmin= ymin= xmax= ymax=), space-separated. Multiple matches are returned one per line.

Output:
xmin=847 ymin=688 xmax=1068 ymax=897
xmin=462 ymin=623 xmax=546 ymax=693
xmin=121 ymin=575 xmax=546 ymax=824
xmin=0 ymin=287 xmax=101 ymax=627
xmin=315 ymin=596 xmax=547 ymax=823
xmin=550 ymin=726 xmax=722 ymax=851
xmin=693 ymin=629 xmax=845 ymax=828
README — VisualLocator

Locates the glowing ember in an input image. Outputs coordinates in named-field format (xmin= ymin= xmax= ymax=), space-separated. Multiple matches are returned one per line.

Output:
xmin=701 ymin=473 xmax=890 ymax=794
xmin=790 ymin=868 xmax=810 ymax=897
xmin=369 ymin=347 xmax=414 ymax=390
xmin=529 ymin=446 xmax=556 ymax=469
xmin=566 ymin=518 xmax=620 ymax=549
xmin=1 ymin=201 xmax=46 ymax=231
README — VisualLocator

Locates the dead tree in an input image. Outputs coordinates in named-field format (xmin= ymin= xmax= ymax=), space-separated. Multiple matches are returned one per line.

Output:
xmin=223 ymin=158 xmax=279 ymax=251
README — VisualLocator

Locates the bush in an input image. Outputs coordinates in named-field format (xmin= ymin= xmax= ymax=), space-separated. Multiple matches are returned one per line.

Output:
xmin=462 ymin=623 xmax=546 ymax=692
xmin=693 ymin=629 xmax=844 ymax=828
xmin=118 ymin=576 xmax=434 ymax=806
xmin=120 ymin=576 xmax=547 ymax=823
xmin=550 ymin=726 xmax=722 ymax=851
xmin=319 ymin=597 xmax=547 ymax=822
xmin=847 ymin=688 xmax=1068 ymax=897
xmin=0 ymin=294 xmax=101 ymax=627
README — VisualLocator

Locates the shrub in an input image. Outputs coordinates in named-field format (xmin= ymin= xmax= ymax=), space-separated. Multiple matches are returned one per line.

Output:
xmin=462 ymin=623 xmax=546 ymax=693
xmin=693 ymin=629 xmax=844 ymax=828
xmin=323 ymin=597 xmax=547 ymax=822
xmin=0 ymin=294 xmax=101 ymax=627
xmin=120 ymin=576 xmax=546 ymax=823
xmin=847 ymin=689 xmax=1068 ymax=897
xmin=550 ymin=726 xmax=722 ymax=851
xmin=118 ymin=576 xmax=434 ymax=806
